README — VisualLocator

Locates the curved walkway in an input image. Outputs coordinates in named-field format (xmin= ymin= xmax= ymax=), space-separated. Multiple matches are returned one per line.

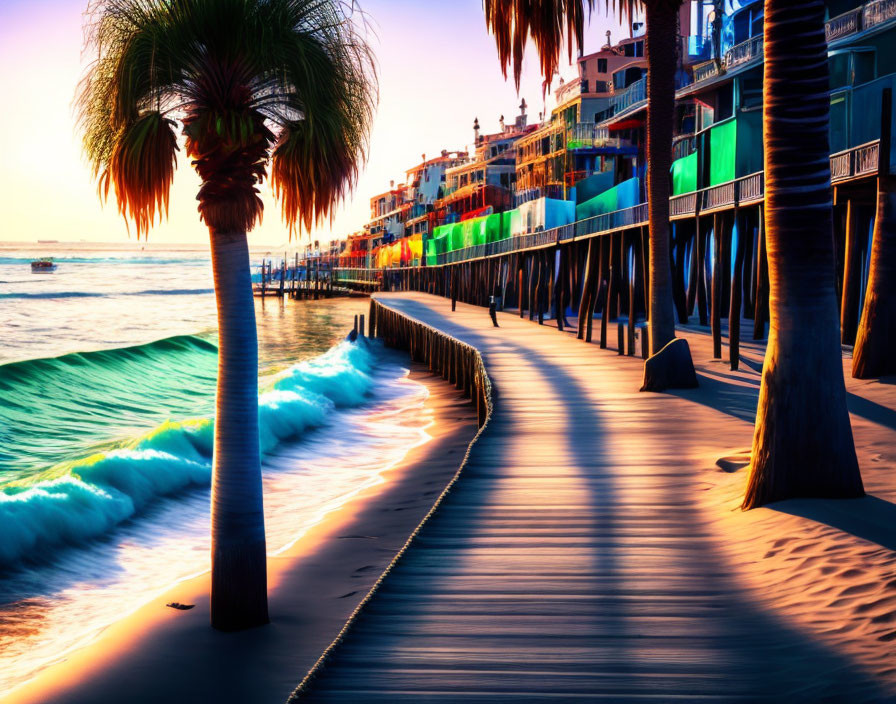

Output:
xmin=295 ymin=292 xmax=888 ymax=703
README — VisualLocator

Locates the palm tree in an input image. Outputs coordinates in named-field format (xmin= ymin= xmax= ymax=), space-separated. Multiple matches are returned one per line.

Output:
xmin=852 ymin=89 xmax=895 ymax=379
xmin=742 ymin=0 xmax=862 ymax=508
xmin=483 ymin=0 xmax=696 ymax=391
xmin=77 ymin=0 xmax=375 ymax=629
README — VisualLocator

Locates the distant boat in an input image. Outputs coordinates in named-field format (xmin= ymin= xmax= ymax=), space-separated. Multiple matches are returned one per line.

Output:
xmin=37 ymin=239 xmax=59 ymax=244
xmin=31 ymin=258 xmax=57 ymax=272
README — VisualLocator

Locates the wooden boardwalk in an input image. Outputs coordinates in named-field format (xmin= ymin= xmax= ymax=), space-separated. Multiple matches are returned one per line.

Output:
xmin=295 ymin=292 xmax=887 ymax=703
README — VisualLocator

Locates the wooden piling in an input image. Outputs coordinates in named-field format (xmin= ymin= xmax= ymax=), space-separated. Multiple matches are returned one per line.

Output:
xmin=711 ymin=213 xmax=723 ymax=358
xmin=729 ymin=209 xmax=746 ymax=370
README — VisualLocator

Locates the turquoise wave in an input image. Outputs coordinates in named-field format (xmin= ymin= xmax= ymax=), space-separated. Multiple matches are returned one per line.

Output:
xmin=0 ymin=256 xmax=205 ymax=265
xmin=0 ymin=336 xmax=376 ymax=566
xmin=0 ymin=289 xmax=215 ymax=300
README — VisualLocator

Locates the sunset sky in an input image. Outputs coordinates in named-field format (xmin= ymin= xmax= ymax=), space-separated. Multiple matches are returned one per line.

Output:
xmin=0 ymin=0 xmax=627 ymax=246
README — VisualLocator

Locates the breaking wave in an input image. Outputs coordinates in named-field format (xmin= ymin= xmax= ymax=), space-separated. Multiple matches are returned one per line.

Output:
xmin=0 ymin=336 xmax=376 ymax=567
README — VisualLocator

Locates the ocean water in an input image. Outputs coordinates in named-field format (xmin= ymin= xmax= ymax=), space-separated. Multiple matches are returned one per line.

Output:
xmin=0 ymin=242 xmax=430 ymax=696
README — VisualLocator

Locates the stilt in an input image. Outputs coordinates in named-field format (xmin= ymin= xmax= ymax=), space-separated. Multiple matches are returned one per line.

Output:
xmin=711 ymin=213 xmax=722 ymax=358
xmin=729 ymin=209 xmax=746 ymax=370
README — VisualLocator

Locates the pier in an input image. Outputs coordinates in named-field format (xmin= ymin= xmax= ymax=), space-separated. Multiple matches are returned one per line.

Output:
xmin=292 ymin=292 xmax=894 ymax=702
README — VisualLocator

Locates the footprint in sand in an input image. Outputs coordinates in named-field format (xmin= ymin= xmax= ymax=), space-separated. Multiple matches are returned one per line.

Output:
xmin=716 ymin=451 xmax=751 ymax=473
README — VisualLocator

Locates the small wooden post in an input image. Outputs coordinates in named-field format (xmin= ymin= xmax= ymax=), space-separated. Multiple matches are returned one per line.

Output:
xmin=279 ymin=254 xmax=285 ymax=298
xmin=359 ymin=314 xmax=365 ymax=338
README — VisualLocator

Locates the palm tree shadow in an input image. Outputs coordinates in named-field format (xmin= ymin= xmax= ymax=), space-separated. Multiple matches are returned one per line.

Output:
xmin=311 ymin=297 xmax=894 ymax=702
xmin=770 ymin=495 xmax=896 ymax=553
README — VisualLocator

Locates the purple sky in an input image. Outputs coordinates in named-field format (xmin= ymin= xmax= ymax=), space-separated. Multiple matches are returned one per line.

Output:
xmin=0 ymin=0 xmax=626 ymax=246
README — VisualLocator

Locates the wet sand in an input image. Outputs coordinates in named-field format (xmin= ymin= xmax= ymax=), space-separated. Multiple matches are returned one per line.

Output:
xmin=3 ymin=364 xmax=478 ymax=704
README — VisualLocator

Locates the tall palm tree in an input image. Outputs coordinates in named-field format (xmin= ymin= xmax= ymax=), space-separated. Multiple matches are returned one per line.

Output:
xmin=852 ymin=89 xmax=895 ymax=379
xmin=77 ymin=0 xmax=375 ymax=629
xmin=484 ymin=0 xmax=696 ymax=391
xmin=742 ymin=0 xmax=862 ymax=508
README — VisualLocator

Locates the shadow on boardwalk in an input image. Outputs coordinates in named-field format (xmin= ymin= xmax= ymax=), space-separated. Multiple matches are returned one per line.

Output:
xmin=297 ymin=295 xmax=892 ymax=703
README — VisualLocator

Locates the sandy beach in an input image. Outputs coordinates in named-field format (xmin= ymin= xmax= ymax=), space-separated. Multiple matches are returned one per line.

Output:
xmin=677 ymin=325 xmax=896 ymax=689
xmin=3 ymin=363 xmax=478 ymax=704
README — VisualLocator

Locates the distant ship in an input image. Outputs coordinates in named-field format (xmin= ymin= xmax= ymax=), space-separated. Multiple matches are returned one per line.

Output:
xmin=37 ymin=240 xmax=59 ymax=244
xmin=31 ymin=258 xmax=57 ymax=272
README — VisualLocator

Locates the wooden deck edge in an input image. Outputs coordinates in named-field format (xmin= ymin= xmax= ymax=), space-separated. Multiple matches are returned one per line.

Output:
xmin=285 ymin=298 xmax=494 ymax=702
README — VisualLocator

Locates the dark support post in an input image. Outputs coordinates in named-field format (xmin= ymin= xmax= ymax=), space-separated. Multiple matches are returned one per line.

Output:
xmin=672 ymin=222 xmax=689 ymax=324
xmin=627 ymin=236 xmax=636 ymax=356
xmin=696 ymin=220 xmax=708 ymax=325
xmin=711 ymin=213 xmax=723 ymax=358
xmin=840 ymin=199 xmax=865 ymax=345
xmin=585 ymin=238 xmax=603 ymax=344
xmin=601 ymin=236 xmax=613 ymax=349
xmin=729 ymin=209 xmax=746 ymax=370
xmin=577 ymin=239 xmax=595 ymax=339
xmin=720 ymin=213 xmax=732 ymax=315
xmin=640 ymin=225 xmax=650 ymax=323
xmin=753 ymin=203 xmax=768 ymax=340
xmin=740 ymin=210 xmax=755 ymax=319
xmin=686 ymin=224 xmax=698 ymax=316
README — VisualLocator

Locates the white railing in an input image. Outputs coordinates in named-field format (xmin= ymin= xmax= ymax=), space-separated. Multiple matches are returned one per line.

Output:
xmin=700 ymin=181 xmax=737 ymax=211
xmin=827 ymin=7 xmax=862 ymax=41
xmin=864 ymin=0 xmax=896 ymax=31
xmin=670 ymin=193 xmax=698 ymax=218
xmin=830 ymin=140 xmax=881 ymax=183
xmin=726 ymin=34 xmax=763 ymax=70
xmin=737 ymin=172 xmax=764 ymax=203
xmin=693 ymin=60 xmax=721 ymax=84
xmin=611 ymin=78 xmax=646 ymax=115
xmin=566 ymin=123 xmax=617 ymax=149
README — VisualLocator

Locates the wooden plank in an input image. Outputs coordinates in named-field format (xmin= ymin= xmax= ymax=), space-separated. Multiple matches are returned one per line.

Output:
xmin=292 ymin=292 xmax=881 ymax=702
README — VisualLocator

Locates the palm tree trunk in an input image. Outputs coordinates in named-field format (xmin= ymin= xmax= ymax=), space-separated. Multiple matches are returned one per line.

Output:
xmin=209 ymin=230 xmax=269 ymax=630
xmin=644 ymin=2 xmax=679 ymax=355
xmin=743 ymin=0 xmax=863 ymax=509
xmin=852 ymin=84 xmax=896 ymax=378
xmin=852 ymin=178 xmax=896 ymax=377
xmin=639 ymin=1 xmax=697 ymax=392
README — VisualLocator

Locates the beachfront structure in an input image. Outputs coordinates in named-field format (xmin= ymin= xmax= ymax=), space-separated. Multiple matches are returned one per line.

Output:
xmin=311 ymin=0 xmax=895 ymax=358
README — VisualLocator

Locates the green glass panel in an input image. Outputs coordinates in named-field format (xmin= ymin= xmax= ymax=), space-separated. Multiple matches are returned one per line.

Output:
xmin=709 ymin=118 xmax=737 ymax=186
xmin=671 ymin=152 xmax=698 ymax=195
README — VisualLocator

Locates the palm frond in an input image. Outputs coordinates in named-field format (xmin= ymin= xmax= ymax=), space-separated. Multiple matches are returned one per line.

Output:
xmin=105 ymin=111 xmax=178 ymax=237
xmin=483 ymin=0 xmax=643 ymax=88
xmin=76 ymin=0 xmax=377 ymax=237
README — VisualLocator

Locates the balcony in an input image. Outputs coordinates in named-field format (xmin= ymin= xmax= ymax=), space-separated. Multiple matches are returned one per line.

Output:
xmin=726 ymin=34 xmax=763 ymax=70
xmin=827 ymin=0 xmax=896 ymax=43
xmin=566 ymin=123 xmax=618 ymax=150
xmin=692 ymin=61 xmax=721 ymax=84
xmin=827 ymin=7 xmax=862 ymax=41
xmin=831 ymin=140 xmax=880 ymax=183
xmin=611 ymin=78 xmax=646 ymax=116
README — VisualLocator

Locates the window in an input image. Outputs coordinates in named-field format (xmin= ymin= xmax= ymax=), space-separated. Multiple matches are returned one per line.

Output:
xmin=717 ymin=82 xmax=734 ymax=122
xmin=597 ymin=58 xmax=608 ymax=73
